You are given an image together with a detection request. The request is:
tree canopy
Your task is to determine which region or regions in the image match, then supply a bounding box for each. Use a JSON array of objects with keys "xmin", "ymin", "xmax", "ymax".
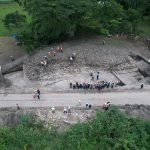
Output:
[
  {"xmin": 4, "ymin": 0, "xmax": 150, "ymax": 51},
  {"xmin": 3, "ymin": 11, "xmax": 26, "ymax": 31}
]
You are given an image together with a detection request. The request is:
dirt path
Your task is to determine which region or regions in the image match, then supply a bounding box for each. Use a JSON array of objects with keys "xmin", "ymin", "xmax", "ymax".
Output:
[{"xmin": 0, "ymin": 90, "xmax": 150, "ymax": 107}]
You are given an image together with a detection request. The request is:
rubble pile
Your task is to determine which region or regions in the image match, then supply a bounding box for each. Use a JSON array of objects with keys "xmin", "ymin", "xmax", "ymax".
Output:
[{"xmin": 23, "ymin": 46, "xmax": 130, "ymax": 80}]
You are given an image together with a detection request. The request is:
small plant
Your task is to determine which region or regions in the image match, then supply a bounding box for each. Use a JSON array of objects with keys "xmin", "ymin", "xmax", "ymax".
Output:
[{"xmin": 20, "ymin": 114, "xmax": 31, "ymax": 125}]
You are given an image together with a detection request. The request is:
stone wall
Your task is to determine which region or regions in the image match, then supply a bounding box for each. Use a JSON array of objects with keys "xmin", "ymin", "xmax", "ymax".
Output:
[{"xmin": 1, "ymin": 56, "xmax": 27, "ymax": 75}]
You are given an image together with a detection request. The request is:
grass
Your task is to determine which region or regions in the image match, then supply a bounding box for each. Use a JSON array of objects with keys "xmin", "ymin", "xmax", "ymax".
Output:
[
  {"xmin": 138, "ymin": 16, "xmax": 150, "ymax": 37},
  {"xmin": 0, "ymin": 2, "xmax": 30, "ymax": 36}
]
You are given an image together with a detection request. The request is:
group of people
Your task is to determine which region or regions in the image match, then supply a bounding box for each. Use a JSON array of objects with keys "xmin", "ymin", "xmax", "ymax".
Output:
[
  {"xmin": 90, "ymin": 72, "xmax": 100, "ymax": 80},
  {"xmin": 50, "ymin": 101, "xmax": 110, "ymax": 115},
  {"xmin": 40, "ymin": 45, "xmax": 63, "ymax": 66},
  {"xmin": 70, "ymin": 81, "xmax": 117, "ymax": 91},
  {"xmin": 33, "ymin": 89, "xmax": 41, "ymax": 99},
  {"xmin": 51, "ymin": 106, "xmax": 71, "ymax": 115}
]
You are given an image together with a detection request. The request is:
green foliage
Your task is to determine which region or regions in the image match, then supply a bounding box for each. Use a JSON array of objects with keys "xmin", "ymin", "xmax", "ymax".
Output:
[
  {"xmin": 0, "ymin": 107, "xmax": 150, "ymax": 150},
  {"xmin": 20, "ymin": 114, "xmax": 31, "ymax": 125},
  {"xmin": 100, "ymin": 28, "xmax": 109, "ymax": 35},
  {"xmin": 1, "ymin": 0, "xmax": 150, "ymax": 50},
  {"xmin": 3, "ymin": 11, "xmax": 26, "ymax": 30},
  {"xmin": 0, "ymin": 2, "xmax": 30, "ymax": 36},
  {"xmin": 56, "ymin": 107, "xmax": 150, "ymax": 150}
]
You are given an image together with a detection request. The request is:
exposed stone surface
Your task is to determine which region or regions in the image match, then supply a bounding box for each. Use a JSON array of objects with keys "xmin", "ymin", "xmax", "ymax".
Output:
[{"xmin": 0, "ymin": 105, "xmax": 150, "ymax": 131}]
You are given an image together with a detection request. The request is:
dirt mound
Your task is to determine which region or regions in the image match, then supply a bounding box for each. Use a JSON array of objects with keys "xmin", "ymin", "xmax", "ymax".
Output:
[{"xmin": 24, "ymin": 36, "xmax": 149, "ymax": 80}]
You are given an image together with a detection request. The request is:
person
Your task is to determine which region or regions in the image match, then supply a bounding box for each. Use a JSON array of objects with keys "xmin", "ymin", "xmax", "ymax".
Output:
[
  {"xmin": 52, "ymin": 106, "xmax": 55, "ymax": 113},
  {"xmin": 41, "ymin": 60, "xmax": 47, "ymax": 66},
  {"xmin": 103, "ymin": 102, "xmax": 111, "ymax": 111},
  {"xmin": 86, "ymin": 103, "xmax": 88, "ymax": 109},
  {"xmin": 140, "ymin": 84, "xmax": 144, "ymax": 89},
  {"xmin": 53, "ymin": 51, "xmax": 56, "ymax": 57},
  {"xmin": 92, "ymin": 75, "xmax": 94, "ymax": 81},
  {"xmin": 37, "ymin": 89, "xmax": 40, "ymax": 95},
  {"xmin": 90, "ymin": 71, "xmax": 93, "ymax": 77},
  {"xmin": 97, "ymin": 74, "xmax": 99, "ymax": 80},
  {"xmin": 72, "ymin": 52, "xmax": 76, "ymax": 60},
  {"xmin": 16, "ymin": 104, "xmax": 20, "ymax": 110},
  {"xmin": 89, "ymin": 104, "xmax": 92, "ymax": 109},
  {"xmin": 48, "ymin": 51, "xmax": 51, "ymax": 56},
  {"xmin": 11, "ymin": 56, "xmax": 15, "ymax": 62},
  {"xmin": 68, "ymin": 106, "xmax": 71, "ymax": 115},
  {"xmin": 63, "ymin": 107, "xmax": 67, "ymax": 114},
  {"xmin": 70, "ymin": 82, "xmax": 72, "ymax": 88},
  {"xmin": 78, "ymin": 100, "xmax": 81, "ymax": 105},
  {"xmin": 69, "ymin": 56, "xmax": 73, "ymax": 61},
  {"xmin": 37, "ymin": 93, "xmax": 40, "ymax": 100},
  {"xmin": 102, "ymin": 40, "xmax": 106, "ymax": 45},
  {"xmin": 44, "ymin": 56, "xmax": 48, "ymax": 60},
  {"xmin": 33, "ymin": 91, "xmax": 37, "ymax": 99},
  {"xmin": 60, "ymin": 45, "xmax": 63, "ymax": 53},
  {"xmin": 111, "ymin": 83, "xmax": 114, "ymax": 88}
]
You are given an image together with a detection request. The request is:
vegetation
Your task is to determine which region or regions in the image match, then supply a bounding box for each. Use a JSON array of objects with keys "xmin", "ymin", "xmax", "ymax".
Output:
[
  {"xmin": 0, "ymin": 1, "xmax": 30, "ymax": 36},
  {"xmin": 0, "ymin": 107, "xmax": 150, "ymax": 150},
  {"xmin": 0, "ymin": 0, "xmax": 149, "ymax": 52},
  {"xmin": 3, "ymin": 11, "xmax": 26, "ymax": 30},
  {"xmin": 138, "ymin": 16, "xmax": 150, "ymax": 37}
]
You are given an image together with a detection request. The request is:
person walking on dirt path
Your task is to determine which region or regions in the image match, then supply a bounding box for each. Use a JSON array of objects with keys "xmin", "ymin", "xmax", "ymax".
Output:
[
  {"xmin": 78, "ymin": 100, "xmax": 81, "ymax": 106},
  {"xmin": 63, "ymin": 107, "xmax": 67, "ymax": 114},
  {"xmin": 53, "ymin": 51, "xmax": 56, "ymax": 57},
  {"xmin": 140, "ymin": 84, "xmax": 144, "ymax": 89},
  {"xmin": 16, "ymin": 104, "xmax": 20, "ymax": 110},
  {"xmin": 102, "ymin": 40, "xmax": 106, "ymax": 45},
  {"xmin": 97, "ymin": 72, "xmax": 99, "ymax": 80},
  {"xmin": 52, "ymin": 106, "xmax": 55, "ymax": 113},
  {"xmin": 37, "ymin": 89, "xmax": 40, "ymax": 96},
  {"xmin": 86, "ymin": 103, "xmax": 88, "ymax": 109},
  {"xmin": 90, "ymin": 71, "xmax": 93, "ymax": 77},
  {"xmin": 11, "ymin": 56, "xmax": 15, "ymax": 62},
  {"xmin": 60, "ymin": 45, "xmax": 63, "ymax": 53},
  {"xmin": 37, "ymin": 93, "xmax": 40, "ymax": 100},
  {"xmin": 44, "ymin": 56, "xmax": 48, "ymax": 60},
  {"xmin": 33, "ymin": 90, "xmax": 37, "ymax": 99},
  {"xmin": 92, "ymin": 75, "xmax": 94, "ymax": 81},
  {"xmin": 68, "ymin": 106, "xmax": 71, "ymax": 115},
  {"xmin": 89, "ymin": 104, "xmax": 92, "ymax": 109}
]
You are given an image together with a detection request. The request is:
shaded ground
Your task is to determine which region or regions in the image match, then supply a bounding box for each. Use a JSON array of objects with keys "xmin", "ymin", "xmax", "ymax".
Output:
[{"xmin": 0, "ymin": 37, "xmax": 26, "ymax": 65}]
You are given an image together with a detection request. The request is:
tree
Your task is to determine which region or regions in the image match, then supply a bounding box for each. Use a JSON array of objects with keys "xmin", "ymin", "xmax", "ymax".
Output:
[
  {"xmin": 126, "ymin": 8, "xmax": 141, "ymax": 33},
  {"xmin": 15, "ymin": 0, "xmax": 94, "ymax": 49},
  {"xmin": 3, "ymin": 11, "xmax": 26, "ymax": 31}
]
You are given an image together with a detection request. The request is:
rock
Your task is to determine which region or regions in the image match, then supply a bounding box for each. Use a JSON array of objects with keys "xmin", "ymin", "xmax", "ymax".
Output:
[{"xmin": 63, "ymin": 120, "xmax": 78, "ymax": 125}]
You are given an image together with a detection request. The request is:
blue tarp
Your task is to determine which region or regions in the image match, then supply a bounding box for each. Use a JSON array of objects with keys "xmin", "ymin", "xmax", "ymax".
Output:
[{"xmin": 10, "ymin": 34, "xmax": 17, "ymax": 40}]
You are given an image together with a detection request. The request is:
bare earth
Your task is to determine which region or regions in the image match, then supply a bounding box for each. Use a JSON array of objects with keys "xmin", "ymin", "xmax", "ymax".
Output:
[{"xmin": 0, "ymin": 37, "xmax": 26, "ymax": 65}]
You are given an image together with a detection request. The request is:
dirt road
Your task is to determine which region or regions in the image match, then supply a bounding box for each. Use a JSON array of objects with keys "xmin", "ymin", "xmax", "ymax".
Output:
[{"xmin": 0, "ymin": 91, "xmax": 149, "ymax": 107}]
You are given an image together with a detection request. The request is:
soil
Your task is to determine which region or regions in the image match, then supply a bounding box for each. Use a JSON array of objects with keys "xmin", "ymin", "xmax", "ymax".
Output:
[
  {"xmin": 0, "ymin": 105, "xmax": 150, "ymax": 131},
  {"xmin": 0, "ymin": 37, "xmax": 26, "ymax": 65}
]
